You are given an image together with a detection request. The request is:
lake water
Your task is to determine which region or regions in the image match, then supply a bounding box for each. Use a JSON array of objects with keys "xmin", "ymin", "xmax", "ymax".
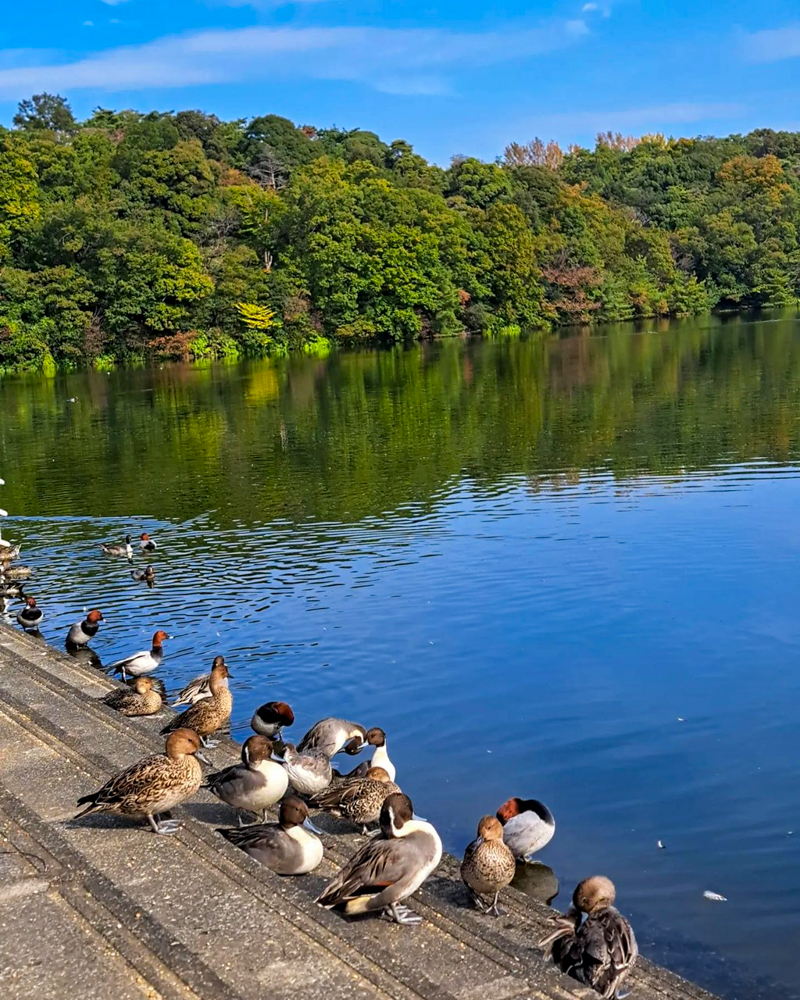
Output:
[{"xmin": 2, "ymin": 312, "xmax": 800, "ymax": 998}]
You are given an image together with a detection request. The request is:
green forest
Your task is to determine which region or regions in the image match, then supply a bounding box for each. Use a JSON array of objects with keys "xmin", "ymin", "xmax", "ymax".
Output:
[{"xmin": 1, "ymin": 93, "xmax": 799, "ymax": 374}]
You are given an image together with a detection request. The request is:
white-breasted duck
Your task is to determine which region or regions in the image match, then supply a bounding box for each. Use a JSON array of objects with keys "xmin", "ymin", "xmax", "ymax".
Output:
[
  {"xmin": 130, "ymin": 565, "xmax": 155, "ymax": 583},
  {"xmin": 161, "ymin": 656, "xmax": 232, "ymax": 748},
  {"xmin": 251, "ymin": 701, "xmax": 295, "ymax": 738},
  {"xmin": 102, "ymin": 676, "xmax": 163, "ymax": 717},
  {"xmin": 280, "ymin": 742, "xmax": 332, "ymax": 797},
  {"xmin": 107, "ymin": 630, "xmax": 171, "ymax": 681},
  {"xmin": 205, "ymin": 735, "xmax": 288, "ymax": 823},
  {"xmin": 361, "ymin": 727, "xmax": 395, "ymax": 781},
  {"xmin": 317, "ymin": 792, "xmax": 442, "ymax": 925},
  {"xmin": 66, "ymin": 609, "xmax": 104, "ymax": 648},
  {"xmin": 139, "ymin": 532, "xmax": 157, "ymax": 552},
  {"xmin": 75, "ymin": 728, "xmax": 209, "ymax": 834},
  {"xmin": 297, "ymin": 717, "xmax": 367, "ymax": 758},
  {"xmin": 540, "ymin": 875, "xmax": 638, "ymax": 999},
  {"xmin": 101, "ymin": 535, "xmax": 133, "ymax": 559},
  {"xmin": 16, "ymin": 597, "xmax": 43, "ymax": 631},
  {"xmin": 310, "ymin": 766, "xmax": 400, "ymax": 835},
  {"xmin": 461, "ymin": 815, "xmax": 516, "ymax": 917},
  {"xmin": 218, "ymin": 795, "xmax": 323, "ymax": 875},
  {"xmin": 496, "ymin": 797, "xmax": 555, "ymax": 862}
]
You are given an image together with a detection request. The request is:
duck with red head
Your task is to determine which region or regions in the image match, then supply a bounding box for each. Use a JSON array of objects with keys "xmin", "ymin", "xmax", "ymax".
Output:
[
  {"xmin": 17, "ymin": 596, "xmax": 43, "ymax": 631},
  {"xmin": 205, "ymin": 734, "xmax": 288, "ymax": 823},
  {"xmin": 106, "ymin": 630, "xmax": 171, "ymax": 682},
  {"xmin": 540, "ymin": 875, "xmax": 638, "ymax": 999},
  {"xmin": 75, "ymin": 727, "xmax": 209, "ymax": 834},
  {"xmin": 162, "ymin": 656, "xmax": 232, "ymax": 748},
  {"xmin": 218, "ymin": 795, "xmax": 323, "ymax": 875},
  {"xmin": 496, "ymin": 797, "xmax": 555, "ymax": 862},
  {"xmin": 316, "ymin": 792, "xmax": 442, "ymax": 925},
  {"xmin": 251, "ymin": 701, "xmax": 295, "ymax": 739},
  {"xmin": 139, "ymin": 532, "xmax": 157, "ymax": 552},
  {"xmin": 66, "ymin": 608, "xmax": 104, "ymax": 648}
]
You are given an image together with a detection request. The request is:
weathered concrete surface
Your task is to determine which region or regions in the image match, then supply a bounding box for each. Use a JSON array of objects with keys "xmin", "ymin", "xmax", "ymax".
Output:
[{"xmin": 0, "ymin": 623, "xmax": 717, "ymax": 1000}]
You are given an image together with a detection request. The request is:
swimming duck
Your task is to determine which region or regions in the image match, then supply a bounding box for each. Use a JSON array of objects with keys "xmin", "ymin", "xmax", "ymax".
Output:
[
  {"xmin": 461, "ymin": 815, "xmax": 516, "ymax": 917},
  {"xmin": 161, "ymin": 655, "xmax": 232, "ymax": 748},
  {"xmin": 316, "ymin": 792, "xmax": 442, "ymax": 925},
  {"xmin": 66, "ymin": 609, "xmax": 104, "ymax": 648},
  {"xmin": 540, "ymin": 876, "xmax": 638, "ymax": 999},
  {"xmin": 139, "ymin": 532, "xmax": 157, "ymax": 552},
  {"xmin": 218, "ymin": 795, "xmax": 324, "ymax": 875},
  {"xmin": 310, "ymin": 766, "xmax": 400, "ymax": 835},
  {"xmin": 101, "ymin": 534, "xmax": 133, "ymax": 559},
  {"xmin": 496, "ymin": 797, "xmax": 555, "ymax": 862},
  {"xmin": 0, "ymin": 544, "xmax": 21, "ymax": 562},
  {"xmin": 1, "ymin": 576, "xmax": 27, "ymax": 600},
  {"xmin": 280, "ymin": 742, "xmax": 332, "ymax": 797},
  {"xmin": 297, "ymin": 717, "xmax": 367, "ymax": 758},
  {"xmin": 130, "ymin": 565, "xmax": 155, "ymax": 583},
  {"xmin": 102, "ymin": 676, "xmax": 163, "ymax": 717},
  {"xmin": 107, "ymin": 630, "xmax": 171, "ymax": 681},
  {"xmin": 16, "ymin": 597, "xmax": 43, "ymax": 631},
  {"xmin": 251, "ymin": 701, "xmax": 295, "ymax": 738},
  {"xmin": 75, "ymin": 728, "xmax": 209, "ymax": 834},
  {"xmin": 2, "ymin": 564, "xmax": 31, "ymax": 580},
  {"xmin": 205, "ymin": 735, "xmax": 288, "ymax": 823}
]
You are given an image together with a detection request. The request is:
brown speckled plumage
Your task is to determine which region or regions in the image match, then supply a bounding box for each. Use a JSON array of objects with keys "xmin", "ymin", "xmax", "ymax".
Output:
[
  {"xmin": 75, "ymin": 729, "xmax": 206, "ymax": 833},
  {"xmin": 460, "ymin": 816, "xmax": 516, "ymax": 917},
  {"xmin": 310, "ymin": 767, "xmax": 399, "ymax": 833},
  {"xmin": 541, "ymin": 876, "xmax": 638, "ymax": 999},
  {"xmin": 102, "ymin": 677, "xmax": 163, "ymax": 717},
  {"xmin": 162, "ymin": 656, "xmax": 232, "ymax": 739}
]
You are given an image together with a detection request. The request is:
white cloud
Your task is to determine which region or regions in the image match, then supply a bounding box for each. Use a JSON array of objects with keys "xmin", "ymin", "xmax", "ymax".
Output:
[
  {"xmin": 743, "ymin": 24, "xmax": 800, "ymax": 63},
  {"xmin": 0, "ymin": 21, "xmax": 591, "ymax": 98},
  {"xmin": 100, "ymin": 0, "xmax": 131, "ymax": 5},
  {"xmin": 83, "ymin": 20, "xmax": 94, "ymax": 26}
]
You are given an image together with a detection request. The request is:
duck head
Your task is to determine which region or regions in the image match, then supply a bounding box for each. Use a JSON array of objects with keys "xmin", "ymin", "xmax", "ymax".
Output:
[
  {"xmin": 242, "ymin": 734, "xmax": 276, "ymax": 767},
  {"xmin": 280, "ymin": 795, "xmax": 310, "ymax": 829},
  {"xmin": 476, "ymin": 815, "xmax": 504, "ymax": 842},
  {"xmin": 573, "ymin": 876, "xmax": 616, "ymax": 914},
  {"xmin": 365, "ymin": 727, "xmax": 387, "ymax": 748},
  {"xmin": 365, "ymin": 766, "xmax": 391, "ymax": 783},
  {"xmin": 133, "ymin": 676, "xmax": 155, "ymax": 695},
  {"xmin": 152, "ymin": 629, "xmax": 172, "ymax": 647},
  {"xmin": 86, "ymin": 609, "xmax": 104, "ymax": 624},
  {"xmin": 380, "ymin": 792, "xmax": 414, "ymax": 838},
  {"xmin": 165, "ymin": 727, "xmax": 210, "ymax": 763}
]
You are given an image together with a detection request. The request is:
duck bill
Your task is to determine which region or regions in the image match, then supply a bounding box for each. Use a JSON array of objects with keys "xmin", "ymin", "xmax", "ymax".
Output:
[
  {"xmin": 196, "ymin": 750, "xmax": 212, "ymax": 765},
  {"xmin": 412, "ymin": 812, "xmax": 428, "ymax": 822},
  {"xmin": 303, "ymin": 817, "xmax": 324, "ymax": 835}
]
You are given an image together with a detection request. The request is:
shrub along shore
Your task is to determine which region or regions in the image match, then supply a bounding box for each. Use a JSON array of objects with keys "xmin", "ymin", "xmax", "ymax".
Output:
[{"xmin": 1, "ymin": 94, "xmax": 799, "ymax": 374}]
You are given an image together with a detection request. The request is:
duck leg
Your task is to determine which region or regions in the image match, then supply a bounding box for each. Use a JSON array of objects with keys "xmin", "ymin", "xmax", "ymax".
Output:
[
  {"xmin": 148, "ymin": 813, "xmax": 180, "ymax": 834},
  {"xmin": 386, "ymin": 903, "xmax": 422, "ymax": 925},
  {"xmin": 487, "ymin": 891, "xmax": 505, "ymax": 918},
  {"xmin": 200, "ymin": 736, "xmax": 220, "ymax": 749},
  {"xmin": 468, "ymin": 888, "xmax": 488, "ymax": 912}
]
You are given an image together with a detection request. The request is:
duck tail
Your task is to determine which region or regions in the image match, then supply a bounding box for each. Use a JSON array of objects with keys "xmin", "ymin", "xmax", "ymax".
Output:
[
  {"xmin": 75, "ymin": 793, "xmax": 101, "ymax": 818},
  {"xmin": 343, "ymin": 896, "xmax": 373, "ymax": 915}
]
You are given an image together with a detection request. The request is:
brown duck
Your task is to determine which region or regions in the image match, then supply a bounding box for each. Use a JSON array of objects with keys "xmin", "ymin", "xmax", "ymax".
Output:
[
  {"xmin": 161, "ymin": 656, "xmax": 232, "ymax": 747},
  {"xmin": 102, "ymin": 676, "xmax": 163, "ymax": 717},
  {"xmin": 540, "ymin": 875, "xmax": 638, "ymax": 999},
  {"xmin": 310, "ymin": 766, "xmax": 399, "ymax": 834},
  {"xmin": 75, "ymin": 728, "xmax": 209, "ymax": 834},
  {"xmin": 460, "ymin": 815, "xmax": 516, "ymax": 917}
]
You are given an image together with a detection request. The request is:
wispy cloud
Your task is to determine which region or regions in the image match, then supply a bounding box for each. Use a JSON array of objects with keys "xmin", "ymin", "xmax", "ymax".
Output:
[
  {"xmin": 100, "ymin": 0, "xmax": 131, "ymax": 6},
  {"xmin": 0, "ymin": 21, "xmax": 590, "ymax": 98},
  {"xmin": 743, "ymin": 23, "xmax": 800, "ymax": 63}
]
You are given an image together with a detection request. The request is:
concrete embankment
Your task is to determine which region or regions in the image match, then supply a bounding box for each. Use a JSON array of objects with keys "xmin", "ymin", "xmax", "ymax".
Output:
[{"xmin": 0, "ymin": 623, "xmax": 716, "ymax": 1000}]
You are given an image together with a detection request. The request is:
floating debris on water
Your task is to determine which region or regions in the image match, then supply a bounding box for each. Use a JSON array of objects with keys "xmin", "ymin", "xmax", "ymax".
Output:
[
  {"xmin": 703, "ymin": 891, "xmax": 728, "ymax": 902},
  {"xmin": 657, "ymin": 840, "xmax": 665, "ymax": 849}
]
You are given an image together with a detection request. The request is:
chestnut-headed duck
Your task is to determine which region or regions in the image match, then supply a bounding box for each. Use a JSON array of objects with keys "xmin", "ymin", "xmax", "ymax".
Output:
[
  {"xmin": 107, "ymin": 630, "xmax": 171, "ymax": 681},
  {"xmin": 16, "ymin": 597, "xmax": 43, "ymax": 631},
  {"xmin": 496, "ymin": 797, "xmax": 555, "ymax": 861},
  {"xmin": 139, "ymin": 532, "xmax": 157, "ymax": 552},
  {"xmin": 251, "ymin": 701, "xmax": 295, "ymax": 738},
  {"xmin": 66, "ymin": 609, "xmax": 104, "ymax": 648}
]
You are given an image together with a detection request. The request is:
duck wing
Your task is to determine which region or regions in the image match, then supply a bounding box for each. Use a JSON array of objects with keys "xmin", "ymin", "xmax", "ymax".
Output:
[
  {"xmin": 317, "ymin": 835, "xmax": 410, "ymax": 907},
  {"xmin": 76, "ymin": 753, "xmax": 166, "ymax": 814},
  {"xmin": 172, "ymin": 674, "xmax": 211, "ymax": 706},
  {"xmin": 310, "ymin": 777, "xmax": 369, "ymax": 809},
  {"xmin": 106, "ymin": 649, "xmax": 149, "ymax": 674}
]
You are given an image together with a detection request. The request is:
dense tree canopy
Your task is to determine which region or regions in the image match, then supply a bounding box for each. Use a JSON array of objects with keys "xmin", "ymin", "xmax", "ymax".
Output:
[{"xmin": 0, "ymin": 94, "xmax": 798, "ymax": 373}]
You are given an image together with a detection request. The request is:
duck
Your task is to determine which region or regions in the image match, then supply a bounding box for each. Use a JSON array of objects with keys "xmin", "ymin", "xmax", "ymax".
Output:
[
  {"xmin": 172, "ymin": 671, "xmax": 213, "ymax": 707},
  {"xmin": 1, "ymin": 576, "xmax": 27, "ymax": 600},
  {"xmin": 251, "ymin": 701, "xmax": 295, "ymax": 738},
  {"xmin": 1, "ymin": 564, "xmax": 32, "ymax": 580},
  {"xmin": 0, "ymin": 544, "xmax": 21, "ymax": 562},
  {"xmin": 217, "ymin": 795, "xmax": 324, "ymax": 875},
  {"xmin": 75, "ymin": 728, "xmax": 209, "ymax": 835},
  {"xmin": 496, "ymin": 797, "xmax": 555, "ymax": 861},
  {"xmin": 297, "ymin": 717, "xmax": 367, "ymax": 758},
  {"xmin": 540, "ymin": 876, "xmax": 638, "ymax": 999},
  {"xmin": 461, "ymin": 815, "xmax": 516, "ymax": 917},
  {"xmin": 205, "ymin": 735, "xmax": 288, "ymax": 823},
  {"xmin": 280, "ymin": 742, "xmax": 332, "ymax": 797},
  {"xmin": 316, "ymin": 792, "xmax": 442, "ymax": 925},
  {"xmin": 16, "ymin": 597, "xmax": 43, "ymax": 631},
  {"xmin": 107, "ymin": 630, "xmax": 171, "ymax": 681},
  {"xmin": 161, "ymin": 655, "xmax": 232, "ymax": 748},
  {"xmin": 310, "ymin": 766, "xmax": 400, "ymax": 835},
  {"xmin": 130, "ymin": 565, "xmax": 155, "ymax": 583},
  {"xmin": 102, "ymin": 676, "xmax": 163, "ymax": 717},
  {"xmin": 101, "ymin": 534, "xmax": 133, "ymax": 559},
  {"xmin": 66, "ymin": 608, "xmax": 104, "ymax": 648},
  {"xmin": 139, "ymin": 532, "xmax": 157, "ymax": 552},
  {"xmin": 360, "ymin": 727, "xmax": 395, "ymax": 781}
]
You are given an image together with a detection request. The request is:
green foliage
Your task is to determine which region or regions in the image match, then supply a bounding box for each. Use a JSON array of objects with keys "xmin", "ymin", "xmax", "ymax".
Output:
[{"xmin": 1, "ymin": 95, "xmax": 797, "ymax": 374}]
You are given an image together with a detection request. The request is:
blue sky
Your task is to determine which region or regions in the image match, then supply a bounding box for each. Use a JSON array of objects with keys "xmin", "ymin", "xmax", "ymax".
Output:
[{"xmin": 1, "ymin": 0, "xmax": 800, "ymax": 163}]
